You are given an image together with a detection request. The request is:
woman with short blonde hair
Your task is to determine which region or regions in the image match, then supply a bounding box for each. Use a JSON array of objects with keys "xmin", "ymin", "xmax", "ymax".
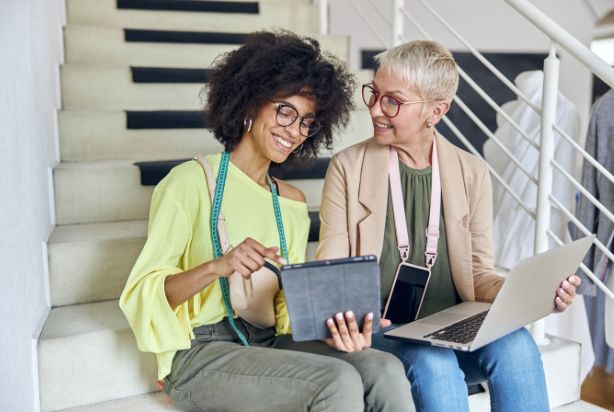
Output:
[{"xmin": 317, "ymin": 39, "xmax": 580, "ymax": 411}]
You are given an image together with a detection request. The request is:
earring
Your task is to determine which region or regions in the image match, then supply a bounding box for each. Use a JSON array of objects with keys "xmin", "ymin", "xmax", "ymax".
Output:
[
  {"xmin": 293, "ymin": 143, "xmax": 304, "ymax": 154},
  {"xmin": 243, "ymin": 117, "xmax": 253, "ymax": 132},
  {"xmin": 426, "ymin": 120, "xmax": 433, "ymax": 129}
]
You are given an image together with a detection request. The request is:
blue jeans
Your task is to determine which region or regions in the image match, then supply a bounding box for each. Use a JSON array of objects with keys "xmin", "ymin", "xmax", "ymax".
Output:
[{"xmin": 372, "ymin": 327, "xmax": 549, "ymax": 412}]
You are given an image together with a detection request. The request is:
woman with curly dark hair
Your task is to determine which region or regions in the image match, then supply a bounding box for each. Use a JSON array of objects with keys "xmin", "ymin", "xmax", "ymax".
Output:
[{"xmin": 120, "ymin": 31, "xmax": 412, "ymax": 412}]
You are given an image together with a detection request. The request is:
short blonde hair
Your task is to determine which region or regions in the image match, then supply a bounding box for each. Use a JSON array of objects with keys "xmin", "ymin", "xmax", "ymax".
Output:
[{"xmin": 375, "ymin": 40, "xmax": 459, "ymax": 102}]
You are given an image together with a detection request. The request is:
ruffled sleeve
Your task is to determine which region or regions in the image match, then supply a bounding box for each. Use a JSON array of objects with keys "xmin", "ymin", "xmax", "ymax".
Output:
[{"xmin": 119, "ymin": 178, "xmax": 196, "ymax": 356}]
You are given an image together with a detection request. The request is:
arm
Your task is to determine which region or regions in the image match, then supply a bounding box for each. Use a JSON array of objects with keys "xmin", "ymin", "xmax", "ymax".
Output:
[{"xmin": 316, "ymin": 155, "xmax": 351, "ymax": 259}]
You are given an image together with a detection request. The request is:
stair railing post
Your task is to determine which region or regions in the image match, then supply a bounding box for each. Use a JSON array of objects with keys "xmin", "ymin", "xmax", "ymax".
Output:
[
  {"xmin": 532, "ymin": 42, "xmax": 559, "ymax": 345},
  {"xmin": 392, "ymin": 0, "xmax": 403, "ymax": 47},
  {"xmin": 318, "ymin": 0, "xmax": 328, "ymax": 35}
]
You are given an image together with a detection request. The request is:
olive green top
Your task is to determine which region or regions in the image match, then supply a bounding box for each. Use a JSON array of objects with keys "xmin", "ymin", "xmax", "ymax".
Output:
[{"xmin": 379, "ymin": 163, "xmax": 460, "ymax": 319}]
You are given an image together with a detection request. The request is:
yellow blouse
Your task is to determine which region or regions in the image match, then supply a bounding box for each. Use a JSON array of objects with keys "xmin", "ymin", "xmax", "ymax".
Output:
[{"xmin": 119, "ymin": 153, "xmax": 310, "ymax": 379}]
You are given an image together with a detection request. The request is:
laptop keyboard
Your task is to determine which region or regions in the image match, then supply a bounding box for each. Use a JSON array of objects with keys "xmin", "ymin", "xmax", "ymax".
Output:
[{"xmin": 423, "ymin": 310, "xmax": 489, "ymax": 344}]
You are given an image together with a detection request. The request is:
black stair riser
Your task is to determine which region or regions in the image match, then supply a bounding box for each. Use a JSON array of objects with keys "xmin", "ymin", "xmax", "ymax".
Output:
[
  {"xmin": 134, "ymin": 159, "xmax": 328, "ymax": 242},
  {"xmin": 134, "ymin": 157, "xmax": 331, "ymax": 185},
  {"xmin": 124, "ymin": 29, "xmax": 248, "ymax": 45},
  {"xmin": 117, "ymin": 0, "xmax": 259, "ymax": 14},
  {"xmin": 308, "ymin": 211, "xmax": 320, "ymax": 243},
  {"xmin": 126, "ymin": 111, "xmax": 207, "ymax": 129},
  {"xmin": 131, "ymin": 67, "xmax": 210, "ymax": 83}
]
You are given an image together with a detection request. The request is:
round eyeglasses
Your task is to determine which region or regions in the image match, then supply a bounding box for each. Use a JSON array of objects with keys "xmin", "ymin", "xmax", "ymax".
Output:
[
  {"xmin": 271, "ymin": 102, "xmax": 321, "ymax": 138},
  {"xmin": 362, "ymin": 83, "xmax": 436, "ymax": 118}
]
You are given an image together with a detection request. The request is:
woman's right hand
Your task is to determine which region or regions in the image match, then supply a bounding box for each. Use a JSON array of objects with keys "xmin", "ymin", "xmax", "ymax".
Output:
[
  {"xmin": 324, "ymin": 311, "xmax": 374, "ymax": 352},
  {"xmin": 212, "ymin": 237, "xmax": 285, "ymax": 278}
]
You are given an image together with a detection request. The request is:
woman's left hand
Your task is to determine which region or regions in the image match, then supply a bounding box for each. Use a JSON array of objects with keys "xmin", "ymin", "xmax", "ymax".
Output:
[
  {"xmin": 554, "ymin": 274, "xmax": 581, "ymax": 313},
  {"xmin": 324, "ymin": 311, "xmax": 373, "ymax": 352}
]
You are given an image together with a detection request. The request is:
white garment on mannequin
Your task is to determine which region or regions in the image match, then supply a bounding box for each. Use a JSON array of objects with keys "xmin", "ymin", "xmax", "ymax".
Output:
[{"xmin": 484, "ymin": 70, "xmax": 580, "ymax": 270}]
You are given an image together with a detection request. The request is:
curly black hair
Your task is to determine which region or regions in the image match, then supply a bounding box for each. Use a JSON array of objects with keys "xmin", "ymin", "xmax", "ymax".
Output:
[{"xmin": 204, "ymin": 30, "xmax": 356, "ymax": 159}]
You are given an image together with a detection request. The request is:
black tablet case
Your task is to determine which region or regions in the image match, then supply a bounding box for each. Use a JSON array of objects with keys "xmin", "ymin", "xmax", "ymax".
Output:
[{"xmin": 280, "ymin": 256, "xmax": 381, "ymax": 342}]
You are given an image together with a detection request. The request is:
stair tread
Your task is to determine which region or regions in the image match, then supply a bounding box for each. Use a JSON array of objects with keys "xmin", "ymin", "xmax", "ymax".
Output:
[
  {"xmin": 64, "ymin": 25, "xmax": 349, "ymax": 68},
  {"xmin": 57, "ymin": 392, "xmax": 183, "ymax": 411},
  {"xmin": 552, "ymin": 400, "xmax": 611, "ymax": 411},
  {"xmin": 40, "ymin": 300, "xmax": 127, "ymax": 340},
  {"xmin": 68, "ymin": 0, "xmax": 314, "ymax": 34},
  {"xmin": 50, "ymin": 220, "xmax": 147, "ymax": 243}
]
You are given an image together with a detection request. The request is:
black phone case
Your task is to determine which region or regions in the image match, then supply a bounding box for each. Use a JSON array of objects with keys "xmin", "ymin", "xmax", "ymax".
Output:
[{"xmin": 383, "ymin": 262, "xmax": 431, "ymax": 324}]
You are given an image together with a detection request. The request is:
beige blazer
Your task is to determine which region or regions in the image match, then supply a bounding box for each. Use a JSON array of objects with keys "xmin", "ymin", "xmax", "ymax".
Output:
[{"xmin": 315, "ymin": 133, "xmax": 504, "ymax": 302}]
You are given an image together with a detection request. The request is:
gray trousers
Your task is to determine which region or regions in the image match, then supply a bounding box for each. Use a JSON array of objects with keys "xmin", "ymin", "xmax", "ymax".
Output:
[{"xmin": 164, "ymin": 318, "xmax": 414, "ymax": 412}]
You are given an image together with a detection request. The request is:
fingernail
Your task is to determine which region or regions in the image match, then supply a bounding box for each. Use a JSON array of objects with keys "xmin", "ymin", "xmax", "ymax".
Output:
[
  {"xmin": 278, "ymin": 257, "xmax": 287, "ymax": 265},
  {"xmin": 346, "ymin": 311, "xmax": 354, "ymax": 319},
  {"xmin": 563, "ymin": 281, "xmax": 569, "ymax": 288},
  {"xmin": 327, "ymin": 318, "xmax": 334, "ymax": 325},
  {"xmin": 367, "ymin": 312, "xmax": 374, "ymax": 320},
  {"xmin": 336, "ymin": 313, "xmax": 343, "ymax": 320}
]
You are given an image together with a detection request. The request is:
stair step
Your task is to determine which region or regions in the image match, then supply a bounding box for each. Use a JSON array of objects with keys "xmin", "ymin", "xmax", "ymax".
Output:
[
  {"xmin": 48, "ymin": 220, "xmax": 147, "ymax": 307},
  {"xmin": 552, "ymin": 400, "xmax": 611, "ymax": 411},
  {"xmin": 53, "ymin": 159, "xmax": 327, "ymax": 224},
  {"xmin": 58, "ymin": 392, "xmax": 180, "ymax": 412},
  {"xmin": 58, "ymin": 111, "xmax": 221, "ymax": 162},
  {"xmin": 67, "ymin": 0, "xmax": 315, "ymax": 33},
  {"xmin": 58, "ymin": 392, "xmax": 609, "ymax": 412},
  {"xmin": 117, "ymin": 0, "xmax": 259, "ymax": 14},
  {"xmin": 39, "ymin": 301, "xmax": 587, "ymax": 412},
  {"xmin": 38, "ymin": 300, "xmax": 159, "ymax": 412},
  {"xmin": 61, "ymin": 65, "xmax": 371, "ymax": 111},
  {"xmin": 48, "ymin": 216, "xmax": 319, "ymax": 307},
  {"xmin": 59, "ymin": 108, "xmax": 372, "ymax": 162},
  {"xmin": 64, "ymin": 25, "xmax": 349, "ymax": 67}
]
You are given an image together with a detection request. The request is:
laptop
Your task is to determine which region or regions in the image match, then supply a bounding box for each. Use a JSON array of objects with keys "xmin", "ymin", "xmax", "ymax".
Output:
[
  {"xmin": 384, "ymin": 235, "xmax": 594, "ymax": 351},
  {"xmin": 280, "ymin": 255, "xmax": 381, "ymax": 342}
]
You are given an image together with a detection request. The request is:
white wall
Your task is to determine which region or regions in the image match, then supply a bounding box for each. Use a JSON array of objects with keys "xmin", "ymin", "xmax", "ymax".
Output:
[
  {"xmin": 330, "ymin": 0, "xmax": 604, "ymax": 130},
  {"xmin": 0, "ymin": 1, "xmax": 64, "ymax": 410}
]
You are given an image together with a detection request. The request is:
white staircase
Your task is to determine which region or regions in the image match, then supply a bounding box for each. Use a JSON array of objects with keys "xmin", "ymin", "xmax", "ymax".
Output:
[{"xmin": 38, "ymin": 1, "xmax": 604, "ymax": 411}]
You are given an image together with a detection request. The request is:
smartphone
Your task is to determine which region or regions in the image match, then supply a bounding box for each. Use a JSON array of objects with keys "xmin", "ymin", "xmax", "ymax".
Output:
[{"xmin": 382, "ymin": 261, "xmax": 431, "ymax": 324}]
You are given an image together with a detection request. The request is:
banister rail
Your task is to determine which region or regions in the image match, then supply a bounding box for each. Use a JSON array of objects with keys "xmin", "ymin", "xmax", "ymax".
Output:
[{"xmin": 504, "ymin": 0, "xmax": 614, "ymax": 89}]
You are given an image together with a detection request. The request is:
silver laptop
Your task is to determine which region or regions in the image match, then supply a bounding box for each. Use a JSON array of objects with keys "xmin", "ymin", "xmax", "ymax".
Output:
[{"xmin": 384, "ymin": 235, "xmax": 594, "ymax": 351}]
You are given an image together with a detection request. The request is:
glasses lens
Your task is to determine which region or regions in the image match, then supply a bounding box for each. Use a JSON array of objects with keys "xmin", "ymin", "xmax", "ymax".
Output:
[
  {"xmin": 362, "ymin": 85, "xmax": 377, "ymax": 108},
  {"xmin": 275, "ymin": 104, "xmax": 298, "ymax": 127},
  {"xmin": 380, "ymin": 95, "xmax": 400, "ymax": 118},
  {"xmin": 301, "ymin": 117, "xmax": 321, "ymax": 137}
]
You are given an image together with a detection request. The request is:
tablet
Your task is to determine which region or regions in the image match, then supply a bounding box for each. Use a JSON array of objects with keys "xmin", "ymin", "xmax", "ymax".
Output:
[{"xmin": 280, "ymin": 255, "xmax": 381, "ymax": 342}]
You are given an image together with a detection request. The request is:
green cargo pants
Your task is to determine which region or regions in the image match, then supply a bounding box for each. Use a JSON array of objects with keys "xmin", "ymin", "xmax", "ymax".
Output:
[{"xmin": 164, "ymin": 318, "xmax": 414, "ymax": 412}]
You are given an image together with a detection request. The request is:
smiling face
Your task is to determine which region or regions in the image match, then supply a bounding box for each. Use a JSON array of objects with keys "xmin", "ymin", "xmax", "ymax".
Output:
[
  {"xmin": 245, "ymin": 93, "xmax": 316, "ymax": 164},
  {"xmin": 368, "ymin": 68, "xmax": 449, "ymax": 149}
]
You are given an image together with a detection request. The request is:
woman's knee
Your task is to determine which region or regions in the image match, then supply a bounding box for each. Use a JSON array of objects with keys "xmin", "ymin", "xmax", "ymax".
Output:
[
  {"xmin": 400, "ymin": 345, "xmax": 465, "ymax": 384},
  {"xmin": 313, "ymin": 358, "xmax": 364, "ymax": 411},
  {"xmin": 482, "ymin": 328, "xmax": 542, "ymax": 364}
]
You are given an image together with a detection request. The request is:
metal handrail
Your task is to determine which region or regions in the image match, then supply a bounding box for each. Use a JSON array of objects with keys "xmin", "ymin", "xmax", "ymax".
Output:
[
  {"xmin": 553, "ymin": 124, "xmax": 614, "ymax": 186},
  {"xmin": 414, "ymin": 0, "xmax": 541, "ymax": 114},
  {"xmin": 553, "ymin": 160, "xmax": 614, "ymax": 227},
  {"xmin": 443, "ymin": 116, "xmax": 536, "ymax": 218},
  {"xmin": 547, "ymin": 229, "xmax": 614, "ymax": 301},
  {"xmin": 549, "ymin": 195, "xmax": 614, "ymax": 265},
  {"xmin": 453, "ymin": 95, "xmax": 538, "ymax": 184},
  {"xmin": 505, "ymin": 0, "xmax": 614, "ymax": 89},
  {"xmin": 347, "ymin": 0, "xmax": 387, "ymax": 46}
]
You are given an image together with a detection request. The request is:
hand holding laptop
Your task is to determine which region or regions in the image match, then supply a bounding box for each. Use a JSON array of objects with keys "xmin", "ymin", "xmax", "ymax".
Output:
[{"xmin": 554, "ymin": 274, "xmax": 581, "ymax": 312}]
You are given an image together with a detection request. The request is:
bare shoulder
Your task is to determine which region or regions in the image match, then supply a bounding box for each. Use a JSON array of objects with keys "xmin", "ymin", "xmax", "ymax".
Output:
[{"xmin": 273, "ymin": 178, "xmax": 307, "ymax": 203}]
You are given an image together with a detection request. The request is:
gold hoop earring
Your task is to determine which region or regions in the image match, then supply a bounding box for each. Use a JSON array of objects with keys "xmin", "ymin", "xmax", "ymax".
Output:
[
  {"xmin": 243, "ymin": 117, "xmax": 253, "ymax": 132},
  {"xmin": 426, "ymin": 120, "xmax": 433, "ymax": 129}
]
